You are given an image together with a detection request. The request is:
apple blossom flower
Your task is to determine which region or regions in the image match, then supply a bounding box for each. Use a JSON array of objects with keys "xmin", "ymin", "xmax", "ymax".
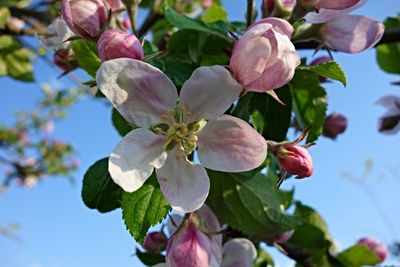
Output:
[
  {"xmin": 376, "ymin": 95, "xmax": 400, "ymax": 134},
  {"xmin": 142, "ymin": 231, "xmax": 168, "ymax": 254},
  {"xmin": 301, "ymin": 0, "xmax": 384, "ymax": 53},
  {"xmin": 358, "ymin": 237, "xmax": 388, "ymax": 262},
  {"xmin": 97, "ymin": 29, "xmax": 144, "ymax": 61},
  {"xmin": 61, "ymin": 0, "xmax": 110, "ymax": 39},
  {"xmin": 167, "ymin": 205, "xmax": 223, "ymax": 267},
  {"xmin": 230, "ymin": 18, "xmax": 300, "ymax": 92},
  {"xmin": 321, "ymin": 15, "xmax": 384, "ymax": 53},
  {"xmin": 96, "ymin": 59, "xmax": 268, "ymax": 212},
  {"xmin": 39, "ymin": 17, "xmax": 74, "ymax": 49},
  {"xmin": 262, "ymin": 0, "xmax": 295, "ymax": 18},
  {"xmin": 203, "ymin": 0, "xmax": 212, "ymax": 8},
  {"xmin": 323, "ymin": 112, "xmax": 347, "ymax": 139},
  {"xmin": 221, "ymin": 238, "xmax": 257, "ymax": 267}
]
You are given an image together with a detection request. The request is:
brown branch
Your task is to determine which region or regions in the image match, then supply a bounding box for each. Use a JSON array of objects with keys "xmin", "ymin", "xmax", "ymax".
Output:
[
  {"xmin": 246, "ymin": 0, "xmax": 254, "ymax": 28},
  {"xmin": 294, "ymin": 27, "xmax": 400, "ymax": 50},
  {"xmin": 138, "ymin": 0, "xmax": 163, "ymax": 38}
]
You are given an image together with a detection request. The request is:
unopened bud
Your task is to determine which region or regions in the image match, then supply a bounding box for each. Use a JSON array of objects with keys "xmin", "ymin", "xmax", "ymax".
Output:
[
  {"xmin": 357, "ymin": 237, "xmax": 388, "ymax": 263},
  {"xmin": 61, "ymin": 0, "xmax": 110, "ymax": 39},
  {"xmin": 323, "ymin": 112, "xmax": 347, "ymax": 139},
  {"xmin": 277, "ymin": 145, "xmax": 313, "ymax": 178},
  {"xmin": 53, "ymin": 49, "xmax": 75, "ymax": 72},
  {"xmin": 262, "ymin": 0, "xmax": 295, "ymax": 18},
  {"xmin": 142, "ymin": 231, "xmax": 168, "ymax": 254},
  {"xmin": 97, "ymin": 29, "xmax": 144, "ymax": 61},
  {"xmin": 265, "ymin": 230, "xmax": 294, "ymax": 244}
]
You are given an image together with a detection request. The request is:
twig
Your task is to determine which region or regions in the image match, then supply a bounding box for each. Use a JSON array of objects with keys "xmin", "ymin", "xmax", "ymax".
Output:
[
  {"xmin": 246, "ymin": 0, "xmax": 254, "ymax": 28},
  {"xmin": 138, "ymin": 0, "xmax": 162, "ymax": 38}
]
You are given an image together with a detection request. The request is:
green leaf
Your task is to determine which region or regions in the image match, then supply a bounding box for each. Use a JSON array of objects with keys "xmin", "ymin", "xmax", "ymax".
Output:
[
  {"xmin": 251, "ymin": 110, "xmax": 264, "ymax": 134},
  {"xmin": 0, "ymin": 8, "xmax": 11, "ymax": 29},
  {"xmin": 122, "ymin": 174, "xmax": 171, "ymax": 244},
  {"xmin": 250, "ymin": 86, "xmax": 292, "ymax": 142},
  {"xmin": 254, "ymin": 248, "xmax": 275, "ymax": 267},
  {"xmin": 336, "ymin": 244, "xmax": 381, "ymax": 267},
  {"xmin": 376, "ymin": 17, "xmax": 400, "ymax": 74},
  {"xmin": 299, "ymin": 61, "xmax": 347, "ymax": 86},
  {"xmin": 0, "ymin": 57, "xmax": 6, "ymax": 75},
  {"xmin": 290, "ymin": 70, "xmax": 327, "ymax": 142},
  {"xmin": 136, "ymin": 250, "xmax": 165, "ymax": 266},
  {"xmin": 164, "ymin": 6, "xmax": 227, "ymax": 38},
  {"xmin": 112, "ymin": 108, "xmax": 135, "ymax": 136},
  {"xmin": 82, "ymin": 158, "xmax": 123, "ymax": 213},
  {"xmin": 72, "ymin": 39, "xmax": 101, "ymax": 77},
  {"xmin": 0, "ymin": 36, "xmax": 34, "ymax": 82},
  {"xmin": 149, "ymin": 57, "xmax": 196, "ymax": 88},
  {"xmin": 201, "ymin": 5, "xmax": 228, "ymax": 23},
  {"xmin": 206, "ymin": 170, "xmax": 301, "ymax": 236}
]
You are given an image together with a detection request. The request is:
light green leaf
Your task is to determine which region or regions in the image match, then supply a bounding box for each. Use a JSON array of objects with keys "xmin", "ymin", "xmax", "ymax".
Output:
[
  {"xmin": 337, "ymin": 244, "xmax": 381, "ymax": 267},
  {"xmin": 122, "ymin": 174, "xmax": 171, "ymax": 244},
  {"xmin": 376, "ymin": 16, "xmax": 400, "ymax": 74},
  {"xmin": 0, "ymin": 7, "xmax": 11, "ymax": 29},
  {"xmin": 206, "ymin": 170, "xmax": 301, "ymax": 236},
  {"xmin": 82, "ymin": 158, "xmax": 123, "ymax": 213},
  {"xmin": 254, "ymin": 248, "xmax": 275, "ymax": 267},
  {"xmin": 72, "ymin": 39, "xmax": 101, "ymax": 77},
  {"xmin": 299, "ymin": 61, "xmax": 347, "ymax": 86},
  {"xmin": 201, "ymin": 5, "xmax": 228, "ymax": 23}
]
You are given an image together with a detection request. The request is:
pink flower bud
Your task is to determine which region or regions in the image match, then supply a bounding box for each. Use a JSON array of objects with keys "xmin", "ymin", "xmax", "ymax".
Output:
[
  {"xmin": 322, "ymin": 15, "xmax": 384, "ymax": 53},
  {"xmin": 142, "ymin": 231, "xmax": 168, "ymax": 254},
  {"xmin": 61, "ymin": 0, "xmax": 110, "ymax": 39},
  {"xmin": 265, "ymin": 230, "xmax": 294, "ymax": 243},
  {"xmin": 203, "ymin": 0, "xmax": 212, "ymax": 8},
  {"xmin": 277, "ymin": 145, "xmax": 313, "ymax": 178},
  {"xmin": 262, "ymin": 0, "xmax": 295, "ymax": 18},
  {"xmin": 309, "ymin": 56, "xmax": 332, "ymax": 66},
  {"xmin": 230, "ymin": 18, "xmax": 300, "ymax": 92},
  {"xmin": 323, "ymin": 112, "xmax": 347, "ymax": 139},
  {"xmin": 97, "ymin": 29, "xmax": 144, "ymax": 61},
  {"xmin": 53, "ymin": 49, "xmax": 75, "ymax": 71},
  {"xmin": 357, "ymin": 237, "xmax": 388, "ymax": 262},
  {"xmin": 166, "ymin": 222, "xmax": 212, "ymax": 267},
  {"xmin": 7, "ymin": 17, "xmax": 25, "ymax": 32}
]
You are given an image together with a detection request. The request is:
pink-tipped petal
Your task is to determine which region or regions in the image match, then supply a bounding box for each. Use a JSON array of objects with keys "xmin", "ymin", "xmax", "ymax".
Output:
[
  {"xmin": 376, "ymin": 95, "xmax": 400, "ymax": 108},
  {"xmin": 96, "ymin": 59, "xmax": 178, "ymax": 128},
  {"xmin": 156, "ymin": 148, "xmax": 210, "ymax": 213},
  {"xmin": 197, "ymin": 115, "xmax": 268, "ymax": 172},
  {"xmin": 180, "ymin": 66, "xmax": 242, "ymax": 123},
  {"xmin": 109, "ymin": 128, "xmax": 167, "ymax": 192},
  {"xmin": 317, "ymin": 0, "xmax": 360, "ymax": 10},
  {"xmin": 323, "ymin": 15, "xmax": 384, "ymax": 53},
  {"xmin": 221, "ymin": 238, "xmax": 257, "ymax": 267},
  {"xmin": 249, "ymin": 18, "xmax": 294, "ymax": 37},
  {"xmin": 304, "ymin": 0, "xmax": 367, "ymax": 23}
]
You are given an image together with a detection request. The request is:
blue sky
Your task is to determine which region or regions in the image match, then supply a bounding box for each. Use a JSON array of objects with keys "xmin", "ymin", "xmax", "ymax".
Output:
[{"xmin": 1, "ymin": 1, "xmax": 400, "ymax": 267}]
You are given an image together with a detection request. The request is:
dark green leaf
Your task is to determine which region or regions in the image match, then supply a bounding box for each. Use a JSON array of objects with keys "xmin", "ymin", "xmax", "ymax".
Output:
[
  {"xmin": 206, "ymin": 170, "xmax": 301, "ymax": 236},
  {"xmin": 82, "ymin": 158, "xmax": 123, "ymax": 213},
  {"xmin": 136, "ymin": 250, "xmax": 166, "ymax": 266},
  {"xmin": 299, "ymin": 61, "xmax": 347, "ymax": 86},
  {"xmin": 376, "ymin": 17, "xmax": 400, "ymax": 74},
  {"xmin": 122, "ymin": 174, "xmax": 171, "ymax": 244},
  {"xmin": 336, "ymin": 244, "xmax": 381, "ymax": 267},
  {"xmin": 72, "ymin": 39, "xmax": 101, "ymax": 77},
  {"xmin": 290, "ymin": 70, "xmax": 327, "ymax": 142},
  {"xmin": 112, "ymin": 108, "xmax": 135, "ymax": 136},
  {"xmin": 149, "ymin": 57, "xmax": 196, "ymax": 88}
]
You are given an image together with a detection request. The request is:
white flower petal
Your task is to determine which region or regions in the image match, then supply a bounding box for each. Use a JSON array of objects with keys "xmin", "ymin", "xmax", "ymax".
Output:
[
  {"xmin": 96, "ymin": 58, "xmax": 178, "ymax": 128},
  {"xmin": 221, "ymin": 238, "xmax": 257, "ymax": 267},
  {"xmin": 197, "ymin": 115, "xmax": 268, "ymax": 172},
  {"xmin": 109, "ymin": 128, "xmax": 167, "ymax": 192},
  {"xmin": 180, "ymin": 66, "xmax": 242, "ymax": 123},
  {"xmin": 156, "ymin": 148, "xmax": 210, "ymax": 212}
]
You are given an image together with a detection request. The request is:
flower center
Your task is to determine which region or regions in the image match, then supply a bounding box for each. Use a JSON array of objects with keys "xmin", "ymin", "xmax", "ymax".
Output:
[{"xmin": 152, "ymin": 109, "xmax": 206, "ymax": 155}]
